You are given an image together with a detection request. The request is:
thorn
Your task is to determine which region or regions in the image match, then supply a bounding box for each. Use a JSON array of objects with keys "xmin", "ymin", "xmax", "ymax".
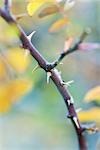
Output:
[
  {"xmin": 82, "ymin": 123, "xmax": 99, "ymax": 134},
  {"xmin": 73, "ymin": 117, "xmax": 80, "ymax": 129},
  {"xmin": 67, "ymin": 93, "xmax": 75, "ymax": 105},
  {"xmin": 27, "ymin": 31, "xmax": 36, "ymax": 42},
  {"xmin": 67, "ymin": 114, "xmax": 72, "ymax": 118},
  {"xmin": 47, "ymin": 72, "xmax": 52, "ymax": 84},
  {"xmin": 59, "ymin": 62, "xmax": 63, "ymax": 65},
  {"xmin": 70, "ymin": 95, "xmax": 74, "ymax": 104},
  {"xmin": 32, "ymin": 65, "xmax": 40, "ymax": 73},
  {"xmin": 76, "ymin": 108, "xmax": 82, "ymax": 113},
  {"xmin": 24, "ymin": 49, "xmax": 30, "ymax": 59},
  {"xmin": 67, "ymin": 96, "xmax": 74, "ymax": 105},
  {"xmin": 15, "ymin": 13, "xmax": 28, "ymax": 20},
  {"xmin": 67, "ymin": 99, "xmax": 71, "ymax": 106},
  {"xmin": 61, "ymin": 80, "xmax": 74, "ymax": 87}
]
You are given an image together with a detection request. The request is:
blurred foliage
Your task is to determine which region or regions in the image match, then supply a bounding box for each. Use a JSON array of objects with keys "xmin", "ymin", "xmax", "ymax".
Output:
[
  {"xmin": 0, "ymin": 78, "xmax": 32, "ymax": 113},
  {"xmin": 78, "ymin": 107, "xmax": 100, "ymax": 127},
  {"xmin": 0, "ymin": 0, "xmax": 100, "ymax": 150},
  {"xmin": 6, "ymin": 47, "xmax": 31, "ymax": 73},
  {"xmin": 84, "ymin": 86, "xmax": 100, "ymax": 103}
]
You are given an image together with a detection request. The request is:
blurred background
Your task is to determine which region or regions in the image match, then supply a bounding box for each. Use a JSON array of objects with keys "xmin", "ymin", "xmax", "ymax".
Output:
[{"xmin": 0, "ymin": 0, "xmax": 100, "ymax": 150}]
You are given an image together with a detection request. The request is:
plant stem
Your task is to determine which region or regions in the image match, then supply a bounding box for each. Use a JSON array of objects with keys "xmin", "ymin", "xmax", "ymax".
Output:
[{"xmin": 0, "ymin": 1, "xmax": 87, "ymax": 149}]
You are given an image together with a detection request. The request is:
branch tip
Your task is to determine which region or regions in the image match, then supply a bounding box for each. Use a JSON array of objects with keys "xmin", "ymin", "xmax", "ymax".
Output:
[
  {"xmin": 80, "ymin": 28, "xmax": 91, "ymax": 42},
  {"xmin": 85, "ymin": 27, "xmax": 92, "ymax": 34}
]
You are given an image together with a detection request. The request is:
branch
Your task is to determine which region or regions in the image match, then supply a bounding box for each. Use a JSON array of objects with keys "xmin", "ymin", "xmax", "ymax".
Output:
[
  {"xmin": 4, "ymin": 0, "xmax": 11, "ymax": 12},
  {"xmin": 0, "ymin": 3, "xmax": 87, "ymax": 150},
  {"xmin": 47, "ymin": 29, "xmax": 91, "ymax": 70}
]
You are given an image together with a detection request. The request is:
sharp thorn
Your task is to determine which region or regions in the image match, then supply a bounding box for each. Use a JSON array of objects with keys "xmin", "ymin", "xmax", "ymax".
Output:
[
  {"xmin": 47, "ymin": 72, "xmax": 52, "ymax": 84},
  {"xmin": 73, "ymin": 117, "xmax": 80, "ymax": 129},
  {"xmin": 76, "ymin": 108, "xmax": 82, "ymax": 113},
  {"xmin": 62, "ymin": 80, "xmax": 74, "ymax": 86},
  {"xmin": 70, "ymin": 95, "xmax": 74, "ymax": 104},
  {"xmin": 67, "ymin": 99, "xmax": 71, "ymax": 106},
  {"xmin": 67, "ymin": 114, "xmax": 72, "ymax": 118},
  {"xmin": 59, "ymin": 62, "xmax": 63, "ymax": 65},
  {"xmin": 27, "ymin": 31, "xmax": 36, "ymax": 42}
]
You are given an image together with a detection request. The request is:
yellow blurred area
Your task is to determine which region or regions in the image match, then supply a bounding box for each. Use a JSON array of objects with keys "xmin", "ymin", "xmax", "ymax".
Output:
[
  {"xmin": 0, "ymin": 47, "xmax": 32, "ymax": 114},
  {"xmin": 84, "ymin": 86, "xmax": 100, "ymax": 103},
  {"xmin": 0, "ymin": 20, "xmax": 20, "ymax": 44},
  {"xmin": 0, "ymin": 84, "xmax": 12, "ymax": 113},
  {"xmin": 0, "ymin": 78, "xmax": 33, "ymax": 113},
  {"xmin": 27, "ymin": 0, "xmax": 57, "ymax": 16},
  {"xmin": 78, "ymin": 108, "xmax": 100, "ymax": 127},
  {"xmin": 8, "ymin": 78, "xmax": 33, "ymax": 102},
  {"xmin": 6, "ymin": 48, "xmax": 31, "ymax": 73},
  {"xmin": 49, "ymin": 18, "xmax": 70, "ymax": 33}
]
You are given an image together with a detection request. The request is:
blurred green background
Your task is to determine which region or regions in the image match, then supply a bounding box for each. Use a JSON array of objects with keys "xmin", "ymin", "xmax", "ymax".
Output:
[{"xmin": 0, "ymin": 0, "xmax": 100, "ymax": 150}]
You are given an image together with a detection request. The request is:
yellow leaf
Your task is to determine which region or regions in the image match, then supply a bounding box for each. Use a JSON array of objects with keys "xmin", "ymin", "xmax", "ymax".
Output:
[
  {"xmin": 6, "ymin": 48, "xmax": 31, "ymax": 73},
  {"xmin": 0, "ymin": 85, "xmax": 12, "ymax": 113},
  {"xmin": 0, "ymin": 99, "xmax": 11, "ymax": 113},
  {"xmin": 0, "ymin": 78, "xmax": 33, "ymax": 113},
  {"xmin": 49, "ymin": 18, "xmax": 70, "ymax": 33},
  {"xmin": 0, "ymin": 22, "xmax": 20, "ymax": 44},
  {"xmin": 78, "ymin": 108, "xmax": 100, "ymax": 126},
  {"xmin": 6, "ymin": 24, "xmax": 20, "ymax": 38},
  {"xmin": 27, "ymin": 0, "xmax": 55, "ymax": 16},
  {"xmin": 84, "ymin": 86, "xmax": 100, "ymax": 103},
  {"xmin": 39, "ymin": 4, "xmax": 59, "ymax": 18}
]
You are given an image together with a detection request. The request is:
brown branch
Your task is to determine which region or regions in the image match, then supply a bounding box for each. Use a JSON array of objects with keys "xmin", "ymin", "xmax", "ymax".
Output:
[
  {"xmin": 0, "ymin": 2, "xmax": 87, "ymax": 150},
  {"xmin": 47, "ymin": 29, "xmax": 91, "ymax": 70}
]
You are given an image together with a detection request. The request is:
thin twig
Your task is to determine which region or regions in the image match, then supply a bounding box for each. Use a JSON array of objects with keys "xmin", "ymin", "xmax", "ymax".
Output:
[
  {"xmin": 47, "ymin": 29, "xmax": 91, "ymax": 70},
  {"xmin": 0, "ymin": 1, "xmax": 87, "ymax": 149}
]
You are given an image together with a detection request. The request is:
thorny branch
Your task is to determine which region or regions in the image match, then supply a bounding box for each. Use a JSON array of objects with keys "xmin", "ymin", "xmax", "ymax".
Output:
[
  {"xmin": 46, "ymin": 29, "xmax": 91, "ymax": 70},
  {"xmin": 0, "ymin": 0, "xmax": 88, "ymax": 149}
]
